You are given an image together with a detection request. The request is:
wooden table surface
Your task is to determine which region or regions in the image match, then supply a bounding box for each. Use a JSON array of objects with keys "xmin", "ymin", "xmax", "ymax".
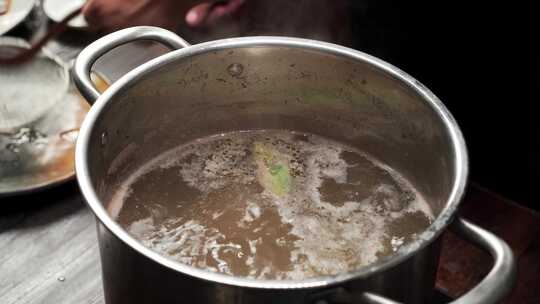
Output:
[
  {"xmin": 0, "ymin": 182, "xmax": 103, "ymax": 304},
  {"xmin": 1, "ymin": 182, "xmax": 539, "ymax": 304}
]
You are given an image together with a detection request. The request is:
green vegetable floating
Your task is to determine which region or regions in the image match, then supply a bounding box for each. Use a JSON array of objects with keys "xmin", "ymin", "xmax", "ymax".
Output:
[{"xmin": 253, "ymin": 142, "xmax": 292, "ymax": 197}]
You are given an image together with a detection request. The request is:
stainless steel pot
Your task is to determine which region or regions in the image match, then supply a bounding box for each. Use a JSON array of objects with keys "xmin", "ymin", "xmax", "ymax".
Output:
[{"xmin": 73, "ymin": 26, "xmax": 516, "ymax": 304}]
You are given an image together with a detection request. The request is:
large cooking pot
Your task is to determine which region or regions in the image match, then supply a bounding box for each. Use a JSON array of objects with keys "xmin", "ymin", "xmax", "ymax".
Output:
[{"xmin": 73, "ymin": 27, "xmax": 516, "ymax": 304}]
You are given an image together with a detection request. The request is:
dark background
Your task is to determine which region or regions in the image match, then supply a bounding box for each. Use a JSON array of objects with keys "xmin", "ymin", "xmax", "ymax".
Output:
[
  {"xmin": 186, "ymin": 0, "xmax": 538, "ymax": 209},
  {"xmin": 345, "ymin": 2, "xmax": 538, "ymax": 209}
]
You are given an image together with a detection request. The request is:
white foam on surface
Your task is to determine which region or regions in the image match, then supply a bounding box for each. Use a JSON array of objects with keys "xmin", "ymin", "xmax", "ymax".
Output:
[{"xmin": 110, "ymin": 130, "xmax": 434, "ymax": 280}]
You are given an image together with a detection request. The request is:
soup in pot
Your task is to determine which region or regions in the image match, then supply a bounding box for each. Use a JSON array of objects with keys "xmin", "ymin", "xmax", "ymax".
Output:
[{"xmin": 109, "ymin": 130, "xmax": 433, "ymax": 280}]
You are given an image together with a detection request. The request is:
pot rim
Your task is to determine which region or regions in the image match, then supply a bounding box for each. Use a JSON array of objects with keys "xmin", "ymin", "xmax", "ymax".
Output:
[{"xmin": 75, "ymin": 36, "xmax": 468, "ymax": 289}]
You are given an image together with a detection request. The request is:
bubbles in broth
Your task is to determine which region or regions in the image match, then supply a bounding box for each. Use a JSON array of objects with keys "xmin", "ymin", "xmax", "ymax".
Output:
[{"xmin": 110, "ymin": 130, "xmax": 433, "ymax": 280}]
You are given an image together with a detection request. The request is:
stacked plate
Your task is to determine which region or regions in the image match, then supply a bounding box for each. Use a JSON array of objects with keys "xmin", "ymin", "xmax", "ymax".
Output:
[
  {"xmin": 43, "ymin": 0, "xmax": 88, "ymax": 29},
  {"xmin": 1, "ymin": 0, "xmax": 87, "ymax": 35},
  {"xmin": 0, "ymin": 37, "xmax": 92, "ymax": 196},
  {"xmin": 0, "ymin": 0, "xmax": 35, "ymax": 35}
]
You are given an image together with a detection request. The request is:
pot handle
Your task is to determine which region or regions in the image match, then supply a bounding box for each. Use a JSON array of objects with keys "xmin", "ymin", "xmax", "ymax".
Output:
[
  {"xmin": 73, "ymin": 26, "xmax": 190, "ymax": 104},
  {"xmin": 359, "ymin": 217, "xmax": 516, "ymax": 304}
]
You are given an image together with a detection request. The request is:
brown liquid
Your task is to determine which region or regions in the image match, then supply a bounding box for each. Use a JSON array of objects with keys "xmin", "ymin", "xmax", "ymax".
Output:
[{"xmin": 111, "ymin": 130, "xmax": 433, "ymax": 279}]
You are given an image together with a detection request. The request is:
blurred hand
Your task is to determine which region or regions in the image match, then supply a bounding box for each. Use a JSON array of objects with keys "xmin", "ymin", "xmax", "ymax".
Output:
[{"xmin": 82, "ymin": 0, "xmax": 245, "ymax": 32}]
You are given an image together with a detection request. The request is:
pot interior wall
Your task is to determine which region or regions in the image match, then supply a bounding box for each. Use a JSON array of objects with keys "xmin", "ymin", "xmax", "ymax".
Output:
[{"xmin": 86, "ymin": 45, "xmax": 456, "ymax": 219}]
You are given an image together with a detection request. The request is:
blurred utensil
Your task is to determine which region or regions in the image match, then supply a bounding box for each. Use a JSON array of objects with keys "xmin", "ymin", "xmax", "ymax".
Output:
[{"xmin": 0, "ymin": 7, "xmax": 81, "ymax": 64}]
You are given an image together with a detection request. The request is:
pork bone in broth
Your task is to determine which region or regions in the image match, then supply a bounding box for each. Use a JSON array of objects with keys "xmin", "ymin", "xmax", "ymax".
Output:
[{"xmin": 109, "ymin": 130, "xmax": 433, "ymax": 280}]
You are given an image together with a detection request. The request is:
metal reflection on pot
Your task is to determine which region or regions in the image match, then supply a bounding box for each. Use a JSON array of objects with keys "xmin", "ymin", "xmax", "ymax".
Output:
[{"xmin": 73, "ymin": 26, "xmax": 515, "ymax": 304}]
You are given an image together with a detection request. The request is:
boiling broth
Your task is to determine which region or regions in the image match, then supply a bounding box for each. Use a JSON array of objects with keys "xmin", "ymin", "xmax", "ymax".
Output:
[{"xmin": 109, "ymin": 130, "xmax": 433, "ymax": 280}]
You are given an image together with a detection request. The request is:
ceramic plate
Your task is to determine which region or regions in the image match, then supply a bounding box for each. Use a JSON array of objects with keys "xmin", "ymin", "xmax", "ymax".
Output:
[
  {"xmin": 0, "ymin": 0, "xmax": 36, "ymax": 35},
  {"xmin": 43, "ymin": 0, "xmax": 87, "ymax": 28},
  {"xmin": 0, "ymin": 37, "xmax": 92, "ymax": 196}
]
